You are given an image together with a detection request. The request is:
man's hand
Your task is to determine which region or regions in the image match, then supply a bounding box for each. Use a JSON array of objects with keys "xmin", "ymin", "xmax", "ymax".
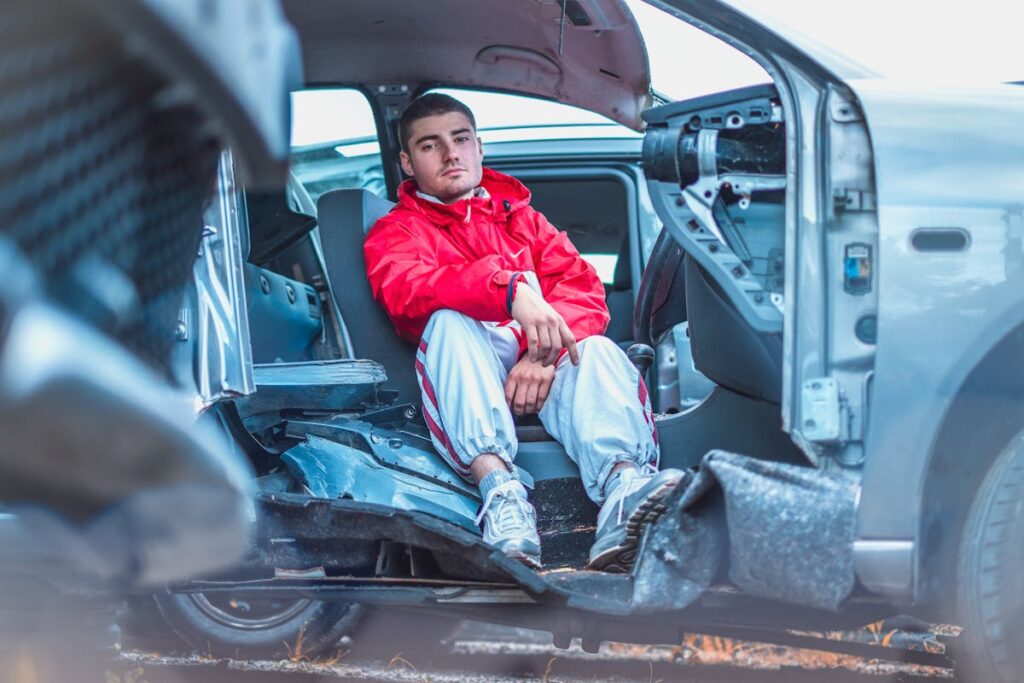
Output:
[
  {"xmin": 504, "ymin": 356, "xmax": 557, "ymax": 416},
  {"xmin": 510, "ymin": 284, "xmax": 579, "ymax": 366}
]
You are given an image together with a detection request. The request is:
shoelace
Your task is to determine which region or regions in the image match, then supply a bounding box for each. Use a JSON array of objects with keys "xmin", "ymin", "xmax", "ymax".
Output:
[
  {"xmin": 475, "ymin": 480, "xmax": 532, "ymax": 533},
  {"xmin": 609, "ymin": 462, "xmax": 659, "ymax": 525}
]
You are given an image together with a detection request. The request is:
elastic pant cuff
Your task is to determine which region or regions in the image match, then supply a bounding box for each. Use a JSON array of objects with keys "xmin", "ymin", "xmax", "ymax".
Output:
[{"xmin": 596, "ymin": 456, "xmax": 643, "ymax": 504}]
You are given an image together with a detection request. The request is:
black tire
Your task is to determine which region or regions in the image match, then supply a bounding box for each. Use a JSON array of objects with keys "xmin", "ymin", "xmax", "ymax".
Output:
[
  {"xmin": 956, "ymin": 429, "xmax": 1024, "ymax": 683},
  {"xmin": 153, "ymin": 589, "xmax": 362, "ymax": 660}
]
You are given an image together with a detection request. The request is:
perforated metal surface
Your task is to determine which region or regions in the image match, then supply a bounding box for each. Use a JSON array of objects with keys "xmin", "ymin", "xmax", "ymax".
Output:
[{"xmin": 0, "ymin": 2, "xmax": 220, "ymax": 375}]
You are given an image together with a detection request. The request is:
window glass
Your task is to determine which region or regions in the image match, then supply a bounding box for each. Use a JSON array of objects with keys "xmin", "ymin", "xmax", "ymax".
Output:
[
  {"xmin": 525, "ymin": 178, "xmax": 629, "ymax": 286},
  {"xmin": 289, "ymin": 88, "xmax": 384, "ymax": 201},
  {"xmin": 429, "ymin": 88, "xmax": 640, "ymax": 144}
]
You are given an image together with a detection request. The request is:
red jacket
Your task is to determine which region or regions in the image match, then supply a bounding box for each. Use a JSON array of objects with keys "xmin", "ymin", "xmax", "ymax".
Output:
[{"xmin": 364, "ymin": 168, "xmax": 609, "ymax": 349}]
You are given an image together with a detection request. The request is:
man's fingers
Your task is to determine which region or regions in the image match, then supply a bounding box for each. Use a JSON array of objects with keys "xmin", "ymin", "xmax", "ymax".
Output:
[
  {"xmin": 526, "ymin": 325, "xmax": 540, "ymax": 363},
  {"xmin": 512, "ymin": 382, "xmax": 528, "ymax": 416},
  {"xmin": 524, "ymin": 381, "xmax": 540, "ymax": 415},
  {"xmin": 547, "ymin": 322, "xmax": 562, "ymax": 365},
  {"xmin": 537, "ymin": 325, "xmax": 553, "ymax": 365},
  {"xmin": 538, "ymin": 322, "xmax": 560, "ymax": 366},
  {"xmin": 536, "ymin": 374, "xmax": 552, "ymax": 412},
  {"xmin": 559, "ymin": 321, "xmax": 580, "ymax": 366},
  {"xmin": 538, "ymin": 324, "xmax": 552, "ymax": 366},
  {"xmin": 504, "ymin": 375, "xmax": 517, "ymax": 409}
]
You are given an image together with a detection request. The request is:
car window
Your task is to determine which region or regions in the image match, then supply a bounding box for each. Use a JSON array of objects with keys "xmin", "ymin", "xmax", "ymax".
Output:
[
  {"xmin": 527, "ymin": 177, "xmax": 629, "ymax": 285},
  {"xmin": 429, "ymin": 87, "xmax": 639, "ymax": 143},
  {"xmin": 290, "ymin": 88, "xmax": 385, "ymax": 202}
]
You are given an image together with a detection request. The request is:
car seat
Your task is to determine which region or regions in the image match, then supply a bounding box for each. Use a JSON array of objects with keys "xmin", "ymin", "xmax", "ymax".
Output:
[
  {"xmin": 316, "ymin": 189, "xmax": 562, "ymax": 437},
  {"xmin": 604, "ymin": 233, "xmax": 635, "ymax": 346},
  {"xmin": 316, "ymin": 189, "xmax": 421, "ymax": 405},
  {"xmin": 317, "ymin": 189, "xmax": 599, "ymax": 566}
]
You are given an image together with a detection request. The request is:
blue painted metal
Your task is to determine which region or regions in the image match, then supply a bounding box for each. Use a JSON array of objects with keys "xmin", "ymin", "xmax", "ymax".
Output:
[{"xmin": 281, "ymin": 421, "xmax": 483, "ymax": 533}]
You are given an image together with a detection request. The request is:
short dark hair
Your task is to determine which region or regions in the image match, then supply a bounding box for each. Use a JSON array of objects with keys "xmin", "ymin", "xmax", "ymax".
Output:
[{"xmin": 398, "ymin": 93, "xmax": 476, "ymax": 152}]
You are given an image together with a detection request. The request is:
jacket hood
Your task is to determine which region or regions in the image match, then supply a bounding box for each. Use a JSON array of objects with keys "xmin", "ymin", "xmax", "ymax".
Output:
[{"xmin": 396, "ymin": 167, "xmax": 532, "ymax": 225}]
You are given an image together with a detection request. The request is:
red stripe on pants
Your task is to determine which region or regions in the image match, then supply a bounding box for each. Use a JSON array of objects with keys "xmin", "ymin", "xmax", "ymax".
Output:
[{"xmin": 415, "ymin": 356, "xmax": 470, "ymax": 471}]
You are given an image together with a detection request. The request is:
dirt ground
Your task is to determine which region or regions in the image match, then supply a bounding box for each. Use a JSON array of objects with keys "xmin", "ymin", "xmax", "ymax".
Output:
[{"xmin": 118, "ymin": 610, "xmax": 959, "ymax": 683}]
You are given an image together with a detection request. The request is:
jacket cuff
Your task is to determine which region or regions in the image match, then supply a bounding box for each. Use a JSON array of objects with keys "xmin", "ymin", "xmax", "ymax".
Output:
[{"xmin": 489, "ymin": 270, "xmax": 523, "ymax": 320}]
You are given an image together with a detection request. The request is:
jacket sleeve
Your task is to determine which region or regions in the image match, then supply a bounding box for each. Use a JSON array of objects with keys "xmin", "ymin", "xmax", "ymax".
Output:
[
  {"xmin": 526, "ymin": 208, "xmax": 610, "ymax": 341},
  {"xmin": 364, "ymin": 219, "xmax": 519, "ymax": 342}
]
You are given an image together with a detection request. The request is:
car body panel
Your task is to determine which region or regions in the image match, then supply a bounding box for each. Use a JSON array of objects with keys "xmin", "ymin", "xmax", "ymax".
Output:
[
  {"xmin": 283, "ymin": 434, "xmax": 481, "ymax": 533},
  {"xmin": 846, "ymin": 79, "xmax": 1024, "ymax": 600},
  {"xmin": 637, "ymin": 3, "xmax": 1022, "ymax": 607},
  {"xmin": 281, "ymin": 0, "xmax": 651, "ymax": 130},
  {"xmin": 175, "ymin": 151, "xmax": 257, "ymax": 405}
]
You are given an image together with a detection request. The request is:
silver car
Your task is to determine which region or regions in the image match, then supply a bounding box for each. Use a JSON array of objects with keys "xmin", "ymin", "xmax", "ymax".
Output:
[{"xmin": 138, "ymin": 2, "xmax": 1024, "ymax": 681}]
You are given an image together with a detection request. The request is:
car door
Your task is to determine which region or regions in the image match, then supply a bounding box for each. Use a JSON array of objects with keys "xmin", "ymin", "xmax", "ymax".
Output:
[
  {"xmin": 636, "ymin": 1, "xmax": 881, "ymax": 458},
  {"xmin": 643, "ymin": 0, "xmax": 925, "ymax": 600}
]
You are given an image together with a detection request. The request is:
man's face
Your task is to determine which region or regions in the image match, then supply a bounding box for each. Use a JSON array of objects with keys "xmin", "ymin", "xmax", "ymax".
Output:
[{"xmin": 400, "ymin": 111, "xmax": 484, "ymax": 203}]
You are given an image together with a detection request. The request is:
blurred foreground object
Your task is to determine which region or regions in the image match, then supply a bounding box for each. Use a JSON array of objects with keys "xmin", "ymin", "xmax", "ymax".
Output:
[{"xmin": 0, "ymin": 0, "xmax": 299, "ymax": 677}]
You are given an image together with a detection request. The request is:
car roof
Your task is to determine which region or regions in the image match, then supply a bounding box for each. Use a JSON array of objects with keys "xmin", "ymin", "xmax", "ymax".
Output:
[{"xmin": 281, "ymin": 0, "xmax": 651, "ymax": 130}]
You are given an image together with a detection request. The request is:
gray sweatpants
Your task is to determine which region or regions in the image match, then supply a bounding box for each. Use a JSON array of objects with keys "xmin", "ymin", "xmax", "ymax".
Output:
[{"xmin": 414, "ymin": 309, "xmax": 659, "ymax": 505}]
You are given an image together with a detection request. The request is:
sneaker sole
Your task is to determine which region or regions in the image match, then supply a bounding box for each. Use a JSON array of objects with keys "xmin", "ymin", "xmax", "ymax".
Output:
[
  {"xmin": 493, "ymin": 539, "xmax": 542, "ymax": 570},
  {"xmin": 586, "ymin": 477, "xmax": 679, "ymax": 573},
  {"xmin": 506, "ymin": 550, "xmax": 542, "ymax": 570}
]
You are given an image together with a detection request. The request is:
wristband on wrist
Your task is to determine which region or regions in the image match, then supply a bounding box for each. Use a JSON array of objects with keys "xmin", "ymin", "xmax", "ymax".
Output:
[{"xmin": 506, "ymin": 271, "xmax": 524, "ymax": 315}]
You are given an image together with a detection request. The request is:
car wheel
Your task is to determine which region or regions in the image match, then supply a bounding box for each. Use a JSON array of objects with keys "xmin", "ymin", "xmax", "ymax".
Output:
[
  {"xmin": 153, "ymin": 589, "xmax": 362, "ymax": 660},
  {"xmin": 955, "ymin": 429, "xmax": 1024, "ymax": 683}
]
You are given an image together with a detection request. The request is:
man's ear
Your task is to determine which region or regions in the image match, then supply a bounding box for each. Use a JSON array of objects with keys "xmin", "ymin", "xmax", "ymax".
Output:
[
  {"xmin": 477, "ymin": 136, "xmax": 484, "ymax": 160},
  {"xmin": 399, "ymin": 150, "xmax": 414, "ymax": 177}
]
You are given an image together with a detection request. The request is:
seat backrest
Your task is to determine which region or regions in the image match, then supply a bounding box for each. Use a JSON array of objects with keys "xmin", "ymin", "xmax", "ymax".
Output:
[
  {"xmin": 604, "ymin": 232, "xmax": 634, "ymax": 344},
  {"xmin": 316, "ymin": 189, "xmax": 421, "ymax": 405}
]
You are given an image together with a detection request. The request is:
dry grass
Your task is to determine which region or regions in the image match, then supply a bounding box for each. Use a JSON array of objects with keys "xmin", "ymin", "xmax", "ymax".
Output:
[{"xmin": 387, "ymin": 652, "xmax": 418, "ymax": 672}]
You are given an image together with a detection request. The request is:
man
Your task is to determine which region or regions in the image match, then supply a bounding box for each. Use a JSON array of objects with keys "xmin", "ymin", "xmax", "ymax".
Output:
[{"xmin": 364, "ymin": 93, "xmax": 684, "ymax": 571}]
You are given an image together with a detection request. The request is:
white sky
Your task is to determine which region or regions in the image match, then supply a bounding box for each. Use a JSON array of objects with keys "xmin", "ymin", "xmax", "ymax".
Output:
[
  {"xmin": 631, "ymin": 0, "xmax": 1024, "ymax": 99},
  {"xmin": 733, "ymin": 0, "xmax": 1024, "ymax": 84},
  {"xmin": 292, "ymin": 1, "xmax": 1024, "ymax": 146}
]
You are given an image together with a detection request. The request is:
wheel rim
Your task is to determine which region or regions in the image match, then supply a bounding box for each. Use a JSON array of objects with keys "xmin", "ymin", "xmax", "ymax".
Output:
[{"xmin": 188, "ymin": 593, "xmax": 313, "ymax": 631}]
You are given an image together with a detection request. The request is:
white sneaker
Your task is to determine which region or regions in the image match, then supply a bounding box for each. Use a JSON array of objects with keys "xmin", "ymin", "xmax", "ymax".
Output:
[
  {"xmin": 475, "ymin": 480, "xmax": 542, "ymax": 569},
  {"xmin": 587, "ymin": 466, "xmax": 685, "ymax": 572}
]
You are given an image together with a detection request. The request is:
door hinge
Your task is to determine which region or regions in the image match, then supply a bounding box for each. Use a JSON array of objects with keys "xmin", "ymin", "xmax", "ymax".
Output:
[{"xmin": 801, "ymin": 377, "xmax": 846, "ymax": 443}]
